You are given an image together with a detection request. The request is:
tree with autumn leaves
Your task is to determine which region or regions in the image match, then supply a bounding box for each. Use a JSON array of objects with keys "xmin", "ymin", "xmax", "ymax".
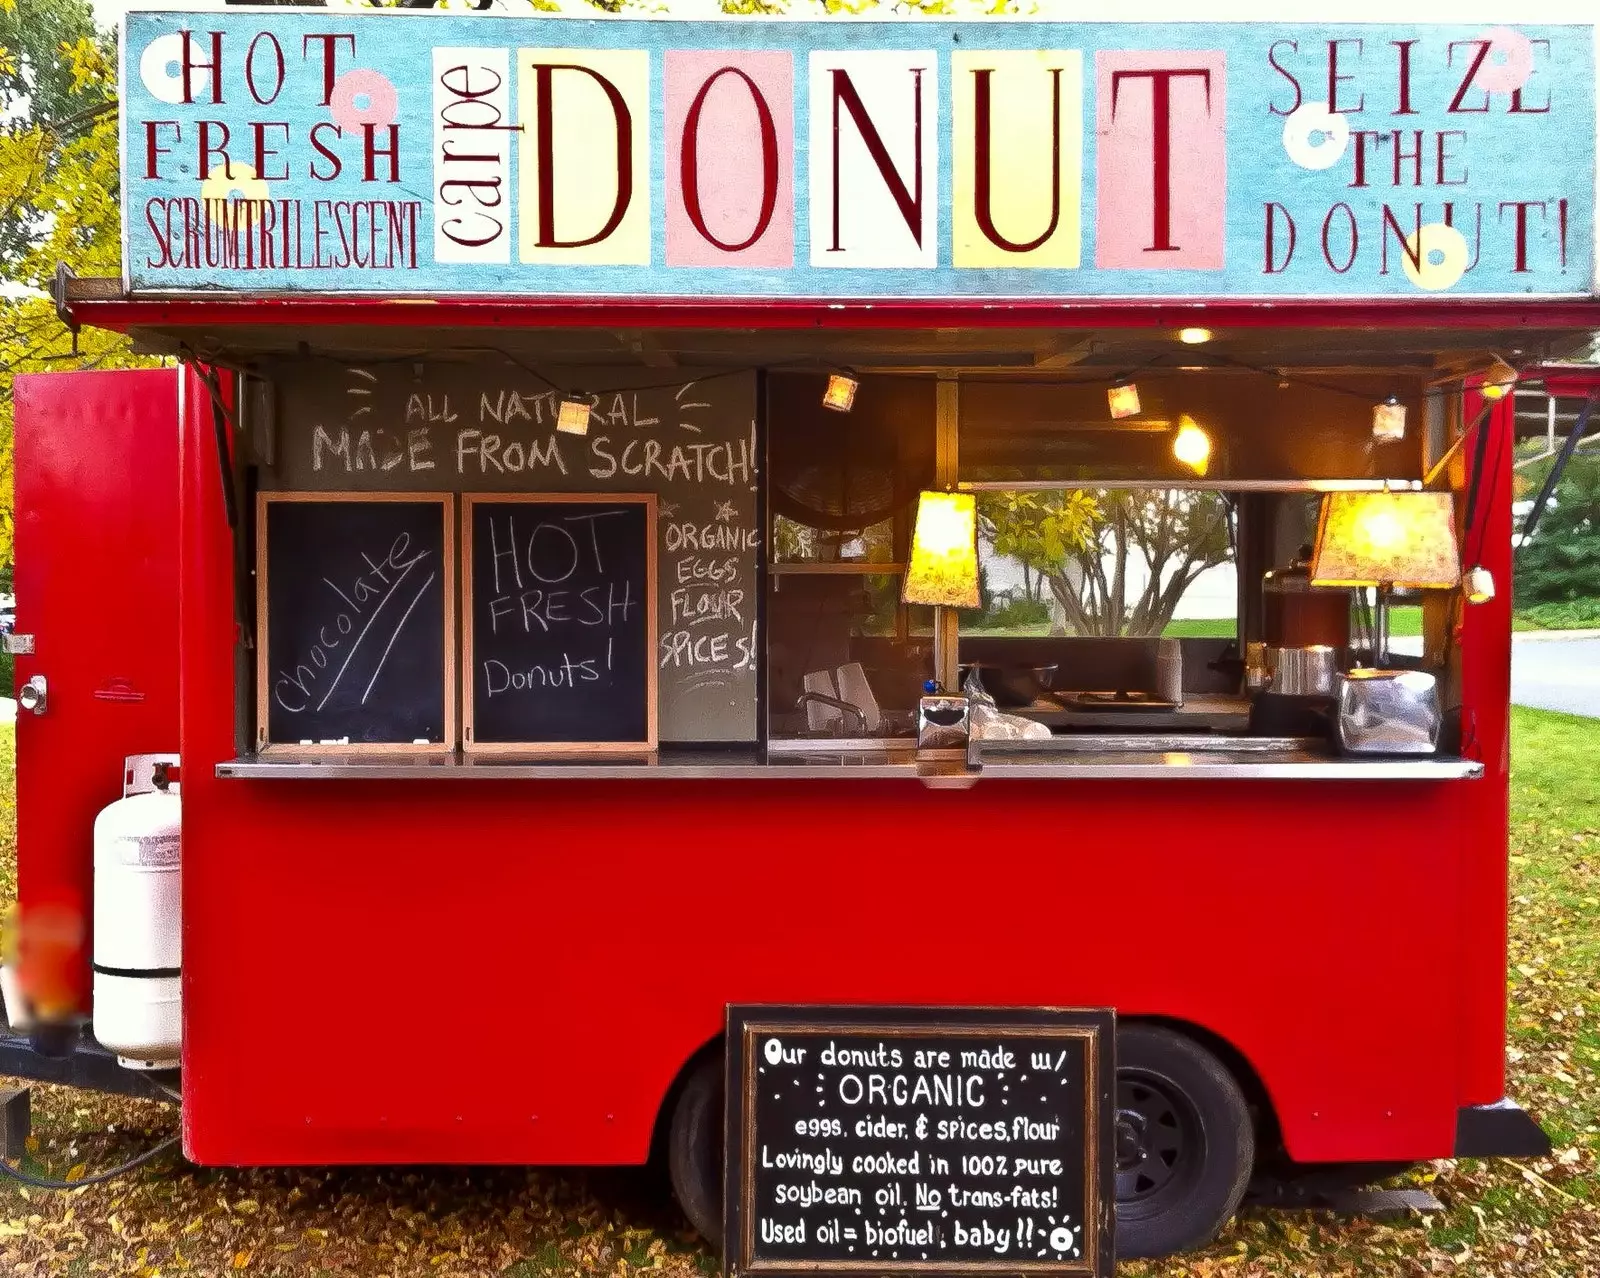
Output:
[{"xmin": 0, "ymin": 0, "xmax": 146, "ymax": 571}]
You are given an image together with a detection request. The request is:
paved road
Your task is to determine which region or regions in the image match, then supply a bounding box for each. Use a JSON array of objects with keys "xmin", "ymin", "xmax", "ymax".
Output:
[{"xmin": 1512, "ymin": 635, "xmax": 1600, "ymax": 719}]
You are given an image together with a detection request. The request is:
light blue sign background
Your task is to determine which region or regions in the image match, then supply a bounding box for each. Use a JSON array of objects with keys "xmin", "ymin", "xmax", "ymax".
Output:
[{"xmin": 121, "ymin": 11, "xmax": 1597, "ymax": 298}]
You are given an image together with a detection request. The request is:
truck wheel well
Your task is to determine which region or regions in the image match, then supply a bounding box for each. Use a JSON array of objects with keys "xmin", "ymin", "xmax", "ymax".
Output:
[
  {"xmin": 649, "ymin": 1033, "xmax": 723, "ymax": 1169},
  {"xmin": 1129, "ymin": 1015, "xmax": 1283, "ymax": 1158}
]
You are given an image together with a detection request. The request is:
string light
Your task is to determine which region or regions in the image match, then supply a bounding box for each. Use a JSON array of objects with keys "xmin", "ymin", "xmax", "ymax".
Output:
[
  {"xmin": 822, "ymin": 373, "xmax": 859, "ymax": 412},
  {"xmin": 1372, "ymin": 395, "xmax": 1407, "ymax": 442},
  {"xmin": 556, "ymin": 397, "xmax": 592, "ymax": 435},
  {"xmin": 1480, "ymin": 356, "xmax": 1518, "ymax": 401},
  {"xmin": 1107, "ymin": 380, "xmax": 1142, "ymax": 419},
  {"xmin": 1178, "ymin": 327, "xmax": 1214, "ymax": 345},
  {"xmin": 1465, "ymin": 566, "xmax": 1497, "ymax": 604}
]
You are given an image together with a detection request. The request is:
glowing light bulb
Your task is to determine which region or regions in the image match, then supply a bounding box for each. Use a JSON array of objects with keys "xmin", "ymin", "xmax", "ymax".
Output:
[
  {"xmin": 1173, "ymin": 416, "xmax": 1212, "ymax": 476},
  {"xmin": 1177, "ymin": 327, "xmax": 1214, "ymax": 345}
]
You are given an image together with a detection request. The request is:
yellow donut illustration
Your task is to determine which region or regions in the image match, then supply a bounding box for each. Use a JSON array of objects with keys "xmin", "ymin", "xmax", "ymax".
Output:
[
  {"xmin": 199, "ymin": 163, "xmax": 270, "ymax": 229},
  {"xmin": 1403, "ymin": 223, "xmax": 1470, "ymax": 292}
]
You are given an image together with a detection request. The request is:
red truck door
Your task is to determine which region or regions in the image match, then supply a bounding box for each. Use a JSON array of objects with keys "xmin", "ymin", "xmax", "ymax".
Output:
[{"xmin": 11, "ymin": 369, "xmax": 181, "ymax": 1017}]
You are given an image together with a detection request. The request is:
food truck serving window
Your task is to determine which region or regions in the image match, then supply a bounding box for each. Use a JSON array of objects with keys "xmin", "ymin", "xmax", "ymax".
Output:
[{"xmin": 225, "ymin": 354, "xmax": 1484, "ymax": 781}]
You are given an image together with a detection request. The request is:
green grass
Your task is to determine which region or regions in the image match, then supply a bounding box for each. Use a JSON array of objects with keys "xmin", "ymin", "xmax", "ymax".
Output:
[
  {"xmin": 1513, "ymin": 599, "xmax": 1600, "ymax": 632},
  {"xmin": 1160, "ymin": 617, "xmax": 1235, "ymax": 638}
]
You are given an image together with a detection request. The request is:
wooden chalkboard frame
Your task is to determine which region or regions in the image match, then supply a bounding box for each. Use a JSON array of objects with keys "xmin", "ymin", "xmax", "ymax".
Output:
[
  {"xmin": 462, "ymin": 493, "xmax": 659, "ymax": 756},
  {"xmin": 724, "ymin": 1005, "xmax": 1117, "ymax": 1278},
  {"xmin": 255, "ymin": 492, "xmax": 457, "ymax": 754}
]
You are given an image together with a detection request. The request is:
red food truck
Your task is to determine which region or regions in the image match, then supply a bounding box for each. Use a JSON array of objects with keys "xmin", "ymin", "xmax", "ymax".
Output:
[{"xmin": 3, "ymin": 4, "xmax": 1596, "ymax": 1262}]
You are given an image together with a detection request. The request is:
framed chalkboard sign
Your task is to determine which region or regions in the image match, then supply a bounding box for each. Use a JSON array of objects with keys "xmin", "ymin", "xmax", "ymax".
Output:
[
  {"xmin": 463, "ymin": 494, "xmax": 658, "ymax": 754},
  {"xmin": 725, "ymin": 1006, "xmax": 1115, "ymax": 1278},
  {"xmin": 256, "ymin": 493, "xmax": 455, "ymax": 752}
]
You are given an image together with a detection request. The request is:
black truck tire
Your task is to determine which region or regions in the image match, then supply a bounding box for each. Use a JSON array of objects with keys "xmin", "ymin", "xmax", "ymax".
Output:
[
  {"xmin": 667, "ymin": 1053, "xmax": 724, "ymax": 1252},
  {"xmin": 1114, "ymin": 1024, "xmax": 1256, "ymax": 1259}
]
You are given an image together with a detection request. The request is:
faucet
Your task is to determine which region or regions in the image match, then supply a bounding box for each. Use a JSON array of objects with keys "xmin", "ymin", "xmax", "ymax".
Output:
[{"xmin": 795, "ymin": 691, "xmax": 868, "ymax": 732}]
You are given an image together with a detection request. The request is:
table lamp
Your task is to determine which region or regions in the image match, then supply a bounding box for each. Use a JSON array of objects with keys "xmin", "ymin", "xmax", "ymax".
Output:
[
  {"xmin": 1309, "ymin": 490, "xmax": 1460, "ymax": 664},
  {"xmin": 903, "ymin": 491, "xmax": 979, "ymax": 608}
]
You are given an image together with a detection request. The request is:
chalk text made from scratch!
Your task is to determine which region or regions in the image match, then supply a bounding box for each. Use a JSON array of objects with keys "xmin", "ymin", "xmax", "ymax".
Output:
[{"xmin": 310, "ymin": 424, "xmax": 754, "ymax": 488}]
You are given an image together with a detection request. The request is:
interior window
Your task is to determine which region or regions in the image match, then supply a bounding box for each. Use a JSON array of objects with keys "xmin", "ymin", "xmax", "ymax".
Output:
[
  {"xmin": 962, "ymin": 488, "xmax": 1238, "ymax": 640},
  {"xmin": 765, "ymin": 374, "xmax": 935, "ymax": 740}
]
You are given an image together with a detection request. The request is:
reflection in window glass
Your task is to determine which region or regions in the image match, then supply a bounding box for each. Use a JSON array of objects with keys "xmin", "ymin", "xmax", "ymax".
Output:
[
  {"xmin": 962, "ymin": 489, "xmax": 1238, "ymax": 639},
  {"xmin": 772, "ymin": 514, "xmax": 898, "ymax": 565},
  {"xmin": 766, "ymin": 575, "xmax": 934, "ymax": 739}
]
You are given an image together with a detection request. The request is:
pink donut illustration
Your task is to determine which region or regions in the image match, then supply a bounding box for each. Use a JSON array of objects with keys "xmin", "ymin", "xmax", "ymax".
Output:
[
  {"xmin": 1472, "ymin": 27, "xmax": 1535, "ymax": 95},
  {"xmin": 330, "ymin": 69, "xmax": 398, "ymax": 131}
]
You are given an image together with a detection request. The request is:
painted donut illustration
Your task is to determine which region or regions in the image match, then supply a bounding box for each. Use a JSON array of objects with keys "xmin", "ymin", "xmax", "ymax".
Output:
[
  {"xmin": 1282, "ymin": 103, "xmax": 1349, "ymax": 171},
  {"xmin": 1403, "ymin": 223, "xmax": 1471, "ymax": 292},
  {"xmin": 330, "ymin": 69, "xmax": 399, "ymax": 131},
  {"xmin": 200, "ymin": 162, "xmax": 270, "ymax": 227},
  {"xmin": 139, "ymin": 32, "xmax": 211, "ymax": 105},
  {"xmin": 1472, "ymin": 27, "xmax": 1535, "ymax": 95}
]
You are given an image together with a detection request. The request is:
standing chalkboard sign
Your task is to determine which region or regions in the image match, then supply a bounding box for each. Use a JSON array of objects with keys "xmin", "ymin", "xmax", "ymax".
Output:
[
  {"xmin": 725, "ymin": 1005, "xmax": 1115, "ymax": 1278},
  {"xmin": 256, "ymin": 494, "xmax": 455, "ymax": 751},
  {"xmin": 464, "ymin": 495, "xmax": 657, "ymax": 754}
]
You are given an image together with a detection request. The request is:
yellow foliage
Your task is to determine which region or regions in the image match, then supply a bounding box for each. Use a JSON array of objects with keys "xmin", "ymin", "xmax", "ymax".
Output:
[{"xmin": 0, "ymin": 10, "xmax": 153, "ymax": 571}]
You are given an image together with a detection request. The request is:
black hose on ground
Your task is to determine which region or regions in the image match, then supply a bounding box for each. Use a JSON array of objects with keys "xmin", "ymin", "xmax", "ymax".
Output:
[{"xmin": 0, "ymin": 1133, "xmax": 181, "ymax": 1190}]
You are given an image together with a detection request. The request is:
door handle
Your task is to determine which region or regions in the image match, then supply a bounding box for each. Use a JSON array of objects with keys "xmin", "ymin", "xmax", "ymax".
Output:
[{"xmin": 18, "ymin": 675, "xmax": 47, "ymax": 716}]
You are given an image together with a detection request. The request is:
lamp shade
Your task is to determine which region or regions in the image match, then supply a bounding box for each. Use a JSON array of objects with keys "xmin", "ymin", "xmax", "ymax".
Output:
[
  {"xmin": 903, "ymin": 491, "xmax": 979, "ymax": 608},
  {"xmin": 1310, "ymin": 491, "xmax": 1461, "ymax": 589}
]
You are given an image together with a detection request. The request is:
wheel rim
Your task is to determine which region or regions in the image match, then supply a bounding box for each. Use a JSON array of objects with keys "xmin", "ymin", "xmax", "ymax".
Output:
[{"xmin": 1115, "ymin": 1069, "xmax": 1205, "ymax": 1217}]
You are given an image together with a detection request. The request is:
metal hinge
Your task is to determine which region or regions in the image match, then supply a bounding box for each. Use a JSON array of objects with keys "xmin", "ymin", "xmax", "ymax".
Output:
[{"xmin": 4, "ymin": 634, "xmax": 34, "ymax": 655}]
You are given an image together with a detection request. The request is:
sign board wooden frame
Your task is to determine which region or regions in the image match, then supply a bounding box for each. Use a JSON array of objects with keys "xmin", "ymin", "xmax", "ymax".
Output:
[
  {"xmin": 255, "ymin": 492, "xmax": 457, "ymax": 754},
  {"xmin": 462, "ymin": 493, "xmax": 659, "ymax": 756},
  {"xmin": 724, "ymin": 1005, "xmax": 1116, "ymax": 1278}
]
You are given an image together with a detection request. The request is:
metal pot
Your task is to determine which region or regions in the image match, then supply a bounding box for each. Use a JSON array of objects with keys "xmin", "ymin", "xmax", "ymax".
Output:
[
  {"xmin": 1265, "ymin": 645, "xmax": 1343, "ymax": 698},
  {"xmin": 960, "ymin": 664, "xmax": 1057, "ymax": 708}
]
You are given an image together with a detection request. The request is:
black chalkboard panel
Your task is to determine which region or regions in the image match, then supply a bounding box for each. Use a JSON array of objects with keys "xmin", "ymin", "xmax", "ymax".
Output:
[
  {"xmin": 725, "ymin": 1006, "xmax": 1115, "ymax": 1278},
  {"xmin": 256, "ymin": 494, "xmax": 454, "ymax": 750},
  {"xmin": 465, "ymin": 495, "xmax": 657, "ymax": 752}
]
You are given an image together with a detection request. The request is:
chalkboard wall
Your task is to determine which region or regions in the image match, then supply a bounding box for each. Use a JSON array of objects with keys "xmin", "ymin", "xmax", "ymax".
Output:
[
  {"xmin": 262, "ymin": 363, "xmax": 759, "ymax": 743},
  {"xmin": 257, "ymin": 495, "xmax": 453, "ymax": 748},
  {"xmin": 466, "ymin": 497, "xmax": 655, "ymax": 750}
]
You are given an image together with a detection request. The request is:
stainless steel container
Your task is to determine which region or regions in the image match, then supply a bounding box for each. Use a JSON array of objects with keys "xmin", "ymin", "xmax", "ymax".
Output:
[
  {"xmin": 1265, "ymin": 644, "xmax": 1343, "ymax": 697},
  {"xmin": 918, "ymin": 694, "xmax": 970, "ymax": 752},
  {"xmin": 1244, "ymin": 642, "xmax": 1269, "ymax": 692},
  {"xmin": 1336, "ymin": 669, "xmax": 1441, "ymax": 755}
]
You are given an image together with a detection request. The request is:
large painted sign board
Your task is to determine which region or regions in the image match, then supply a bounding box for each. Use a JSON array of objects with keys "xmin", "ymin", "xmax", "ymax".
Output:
[{"xmin": 121, "ymin": 10, "xmax": 1598, "ymax": 298}]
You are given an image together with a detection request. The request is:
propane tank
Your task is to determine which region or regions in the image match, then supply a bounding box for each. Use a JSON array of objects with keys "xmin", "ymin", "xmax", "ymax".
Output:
[{"xmin": 92, "ymin": 755, "xmax": 181, "ymax": 1069}]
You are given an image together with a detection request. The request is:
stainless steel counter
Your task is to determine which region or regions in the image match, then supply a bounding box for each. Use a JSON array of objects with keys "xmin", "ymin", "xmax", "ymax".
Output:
[{"xmin": 218, "ymin": 746, "xmax": 1482, "ymax": 782}]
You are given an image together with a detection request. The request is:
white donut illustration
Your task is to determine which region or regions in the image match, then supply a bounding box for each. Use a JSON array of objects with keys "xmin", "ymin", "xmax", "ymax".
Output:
[
  {"xmin": 1403, "ymin": 223, "xmax": 1471, "ymax": 292},
  {"xmin": 139, "ymin": 32, "xmax": 212, "ymax": 105},
  {"xmin": 200, "ymin": 163, "xmax": 271, "ymax": 228},
  {"xmin": 1282, "ymin": 103, "xmax": 1350, "ymax": 171}
]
